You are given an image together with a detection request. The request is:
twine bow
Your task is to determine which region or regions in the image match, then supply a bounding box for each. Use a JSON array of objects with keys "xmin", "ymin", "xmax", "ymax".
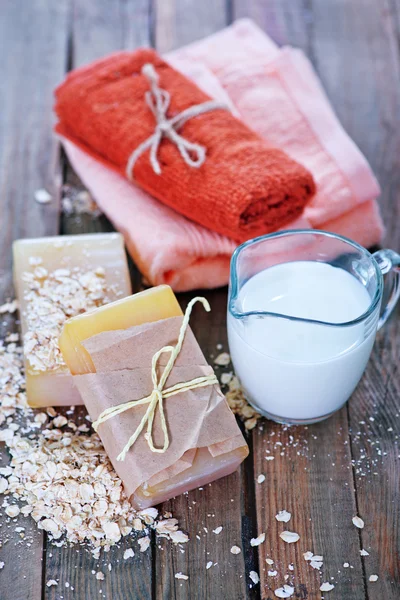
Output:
[
  {"xmin": 92, "ymin": 297, "xmax": 218, "ymax": 461},
  {"xmin": 126, "ymin": 63, "xmax": 228, "ymax": 179}
]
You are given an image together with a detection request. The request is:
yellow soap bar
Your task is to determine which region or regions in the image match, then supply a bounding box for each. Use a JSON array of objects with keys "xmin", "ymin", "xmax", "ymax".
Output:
[
  {"xmin": 13, "ymin": 233, "xmax": 131, "ymax": 406},
  {"xmin": 59, "ymin": 285, "xmax": 183, "ymax": 375}
]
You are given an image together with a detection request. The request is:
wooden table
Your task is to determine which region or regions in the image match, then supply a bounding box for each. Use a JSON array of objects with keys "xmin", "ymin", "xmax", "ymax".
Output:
[{"xmin": 1, "ymin": 1, "xmax": 399, "ymax": 599}]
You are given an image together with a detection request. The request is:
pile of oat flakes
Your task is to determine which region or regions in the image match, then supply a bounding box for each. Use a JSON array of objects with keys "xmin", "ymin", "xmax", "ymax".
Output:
[{"xmin": 0, "ymin": 304, "xmax": 188, "ymax": 562}]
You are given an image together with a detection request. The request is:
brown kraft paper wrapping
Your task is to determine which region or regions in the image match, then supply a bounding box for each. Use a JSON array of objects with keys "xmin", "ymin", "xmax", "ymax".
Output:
[{"xmin": 73, "ymin": 316, "xmax": 248, "ymax": 502}]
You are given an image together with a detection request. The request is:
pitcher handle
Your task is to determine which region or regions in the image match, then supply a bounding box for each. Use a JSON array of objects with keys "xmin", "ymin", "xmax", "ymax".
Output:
[{"xmin": 373, "ymin": 249, "xmax": 400, "ymax": 330}]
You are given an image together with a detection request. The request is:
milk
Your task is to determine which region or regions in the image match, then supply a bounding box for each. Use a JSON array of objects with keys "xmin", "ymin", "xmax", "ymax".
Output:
[{"xmin": 227, "ymin": 261, "xmax": 377, "ymax": 423}]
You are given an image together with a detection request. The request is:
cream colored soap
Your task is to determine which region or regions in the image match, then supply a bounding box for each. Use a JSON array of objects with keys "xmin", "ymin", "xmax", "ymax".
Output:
[
  {"xmin": 59, "ymin": 285, "xmax": 183, "ymax": 375},
  {"xmin": 13, "ymin": 233, "xmax": 131, "ymax": 407}
]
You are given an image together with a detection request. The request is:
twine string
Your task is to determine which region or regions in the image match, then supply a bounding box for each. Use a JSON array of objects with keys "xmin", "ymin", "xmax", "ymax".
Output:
[
  {"xmin": 126, "ymin": 63, "xmax": 228, "ymax": 179},
  {"xmin": 92, "ymin": 297, "xmax": 218, "ymax": 461}
]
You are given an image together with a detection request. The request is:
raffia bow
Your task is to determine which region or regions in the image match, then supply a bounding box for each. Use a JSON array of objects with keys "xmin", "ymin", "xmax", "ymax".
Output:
[
  {"xmin": 126, "ymin": 63, "xmax": 228, "ymax": 178},
  {"xmin": 92, "ymin": 297, "xmax": 218, "ymax": 461}
]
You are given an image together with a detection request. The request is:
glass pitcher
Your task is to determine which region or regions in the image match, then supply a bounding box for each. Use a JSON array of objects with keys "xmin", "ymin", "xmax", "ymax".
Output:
[{"xmin": 227, "ymin": 230, "xmax": 400, "ymax": 425}]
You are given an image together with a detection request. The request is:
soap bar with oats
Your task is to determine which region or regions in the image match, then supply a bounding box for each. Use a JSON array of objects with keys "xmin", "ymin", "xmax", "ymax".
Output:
[
  {"xmin": 13, "ymin": 233, "xmax": 131, "ymax": 407},
  {"xmin": 60, "ymin": 287, "xmax": 249, "ymax": 508}
]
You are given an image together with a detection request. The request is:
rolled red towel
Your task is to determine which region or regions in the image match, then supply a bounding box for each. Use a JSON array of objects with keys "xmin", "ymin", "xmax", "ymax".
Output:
[{"xmin": 55, "ymin": 48, "xmax": 315, "ymax": 242}]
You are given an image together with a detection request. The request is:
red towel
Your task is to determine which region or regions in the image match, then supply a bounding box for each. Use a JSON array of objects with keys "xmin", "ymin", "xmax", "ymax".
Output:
[{"xmin": 55, "ymin": 49, "xmax": 315, "ymax": 242}]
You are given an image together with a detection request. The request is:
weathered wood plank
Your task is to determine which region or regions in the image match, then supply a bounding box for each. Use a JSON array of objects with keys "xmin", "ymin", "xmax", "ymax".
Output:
[
  {"xmin": 153, "ymin": 4, "xmax": 259, "ymax": 597},
  {"xmin": 44, "ymin": 2, "xmax": 153, "ymax": 599},
  {"xmin": 155, "ymin": 0, "xmax": 229, "ymax": 51},
  {"xmin": 253, "ymin": 415, "xmax": 366, "ymax": 600},
  {"xmin": 0, "ymin": 1, "xmax": 69, "ymax": 599},
  {"xmin": 153, "ymin": 289, "xmax": 259, "ymax": 600},
  {"xmin": 234, "ymin": 1, "xmax": 400, "ymax": 598},
  {"xmin": 293, "ymin": 0, "xmax": 400, "ymax": 596}
]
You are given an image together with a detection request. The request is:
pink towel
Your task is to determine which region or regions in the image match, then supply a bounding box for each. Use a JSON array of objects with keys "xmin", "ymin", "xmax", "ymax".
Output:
[
  {"xmin": 61, "ymin": 20, "xmax": 384, "ymax": 291},
  {"xmin": 172, "ymin": 19, "xmax": 382, "ymax": 226}
]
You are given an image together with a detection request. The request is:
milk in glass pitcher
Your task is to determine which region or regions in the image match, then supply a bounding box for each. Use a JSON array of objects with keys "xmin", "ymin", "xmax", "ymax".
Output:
[{"xmin": 227, "ymin": 230, "xmax": 400, "ymax": 424}]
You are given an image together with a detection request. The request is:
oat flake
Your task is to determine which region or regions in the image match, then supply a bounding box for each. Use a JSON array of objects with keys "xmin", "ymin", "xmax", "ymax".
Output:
[
  {"xmin": 250, "ymin": 533, "xmax": 265, "ymax": 547},
  {"xmin": 369, "ymin": 575, "xmax": 378, "ymax": 582},
  {"xmin": 213, "ymin": 526, "xmax": 223, "ymax": 535},
  {"xmin": 175, "ymin": 573, "xmax": 188, "ymax": 580},
  {"xmin": 279, "ymin": 531, "xmax": 300, "ymax": 544},
  {"xmin": 275, "ymin": 510, "xmax": 291, "ymax": 523},
  {"xmin": 352, "ymin": 516, "xmax": 364, "ymax": 529},
  {"xmin": 274, "ymin": 585, "xmax": 294, "ymax": 598},
  {"xmin": 320, "ymin": 582, "xmax": 335, "ymax": 592},
  {"xmin": 230, "ymin": 545, "xmax": 241, "ymax": 555},
  {"xmin": 249, "ymin": 571, "xmax": 259, "ymax": 584}
]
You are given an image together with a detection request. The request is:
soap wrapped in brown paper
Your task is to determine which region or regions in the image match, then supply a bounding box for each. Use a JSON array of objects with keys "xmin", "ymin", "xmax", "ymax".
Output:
[{"xmin": 73, "ymin": 316, "xmax": 248, "ymax": 508}]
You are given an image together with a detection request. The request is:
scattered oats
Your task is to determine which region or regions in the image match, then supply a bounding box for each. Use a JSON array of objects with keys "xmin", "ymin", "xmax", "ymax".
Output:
[
  {"xmin": 320, "ymin": 582, "xmax": 335, "ymax": 592},
  {"xmin": 22, "ymin": 265, "xmax": 112, "ymax": 372},
  {"xmin": 369, "ymin": 574, "xmax": 378, "ymax": 582},
  {"xmin": 95, "ymin": 572, "xmax": 105, "ymax": 581},
  {"xmin": 230, "ymin": 545, "xmax": 241, "ymax": 555},
  {"xmin": 288, "ymin": 564, "xmax": 294, "ymax": 571},
  {"xmin": 0, "ymin": 477, "xmax": 9, "ymax": 493},
  {"xmin": 34, "ymin": 412, "xmax": 48, "ymax": 425},
  {"xmin": 275, "ymin": 510, "xmax": 291, "ymax": 523},
  {"xmin": 266, "ymin": 558, "xmax": 274, "ymax": 565},
  {"xmin": 62, "ymin": 186, "xmax": 101, "ymax": 216},
  {"xmin": 34, "ymin": 189, "xmax": 52, "ymax": 204},
  {"xmin": 225, "ymin": 375, "xmax": 261, "ymax": 429},
  {"xmin": 206, "ymin": 561, "xmax": 213, "ymax": 570},
  {"xmin": 138, "ymin": 536, "xmax": 150, "ymax": 552},
  {"xmin": 0, "ymin": 299, "xmax": 18, "ymax": 314},
  {"xmin": 53, "ymin": 416, "xmax": 68, "ymax": 428},
  {"xmin": 0, "ymin": 429, "xmax": 14, "ymax": 442},
  {"xmin": 123, "ymin": 548, "xmax": 135, "ymax": 560},
  {"xmin": 257, "ymin": 474, "xmax": 265, "ymax": 484},
  {"xmin": 352, "ymin": 516, "xmax": 364, "ymax": 529},
  {"xmin": 169, "ymin": 530, "xmax": 189, "ymax": 544},
  {"xmin": 65, "ymin": 582, "xmax": 70, "ymax": 588},
  {"xmin": 268, "ymin": 570, "xmax": 278, "ymax": 577},
  {"xmin": 5, "ymin": 333, "xmax": 19, "ymax": 343},
  {"xmin": 279, "ymin": 531, "xmax": 299, "ymax": 544},
  {"xmin": 5, "ymin": 505, "xmax": 20, "ymax": 518},
  {"xmin": 310, "ymin": 560, "xmax": 323, "ymax": 570},
  {"xmin": 46, "ymin": 580, "xmax": 58, "ymax": 587},
  {"xmin": 265, "ymin": 456, "xmax": 275, "ymax": 461},
  {"xmin": 139, "ymin": 507, "xmax": 158, "ymax": 524},
  {"xmin": 250, "ymin": 533, "xmax": 265, "ymax": 547},
  {"xmin": 249, "ymin": 571, "xmax": 259, "ymax": 584},
  {"xmin": 175, "ymin": 573, "xmax": 188, "ymax": 580},
  {"xmin": 213, "ymin": 526, "xmax": 223, "ymax": 535},
  {"xmin": 343, "ymin": 563, "xmax": 350, "ymax": 568},
  {"xmin": 0, "ymin": 562, "xmax": 4, "ymax": 569},
  {"xmin": 303, "ymin": 551, "xmax": 313, "ymax": 561},
  {"xmin": 220, "ymin": 372, "xmax": 233, "ymax": 385},
  {"xmin": 214, "ymin": 352, "xmax": 230, "ymax": 366},
  {"xmin": 360, "ymin": 549, "xmax": 369, "ymax": 556},
  {"xmin": 274, "ymin": 585, "xmax": 294, "ymax": 598}
]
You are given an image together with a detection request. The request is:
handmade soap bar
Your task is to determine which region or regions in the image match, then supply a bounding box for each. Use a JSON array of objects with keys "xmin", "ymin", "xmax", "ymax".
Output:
[
  {"xmin": 59, "ymin": 285, "xmax": 183, "ymax": 375},
  {"xmin": 61, "ymin": 291, "xmax": 249, "ymax": 508},
  {"xmin": 13, "ymin": 233, "xmax": 131, "ymax": 407}
]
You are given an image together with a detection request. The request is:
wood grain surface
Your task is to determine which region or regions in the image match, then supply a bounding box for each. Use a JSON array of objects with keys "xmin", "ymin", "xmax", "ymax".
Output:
[{"xmin": 0, "ymin": 0, "xmax": 399, "ymax": 599}]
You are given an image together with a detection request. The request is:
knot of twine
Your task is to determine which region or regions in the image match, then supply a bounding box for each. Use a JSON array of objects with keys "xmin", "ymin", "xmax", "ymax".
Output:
[
  {"xmin": 126, "ymin": 63, "xmax": 228, "ymax": 178},
  {"xmin": 92, "ymin": 297, "xmax": 218, "ymax": 461}
]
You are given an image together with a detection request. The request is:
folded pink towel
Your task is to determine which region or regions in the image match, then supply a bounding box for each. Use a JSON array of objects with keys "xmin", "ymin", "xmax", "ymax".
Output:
[
  {"xmin": 61, "ymin": 19, "xmax": 384, "ymax": 291},
  {"xmin": 173, "ymin": 19, "xmax": 381, "ymax": 226}
]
